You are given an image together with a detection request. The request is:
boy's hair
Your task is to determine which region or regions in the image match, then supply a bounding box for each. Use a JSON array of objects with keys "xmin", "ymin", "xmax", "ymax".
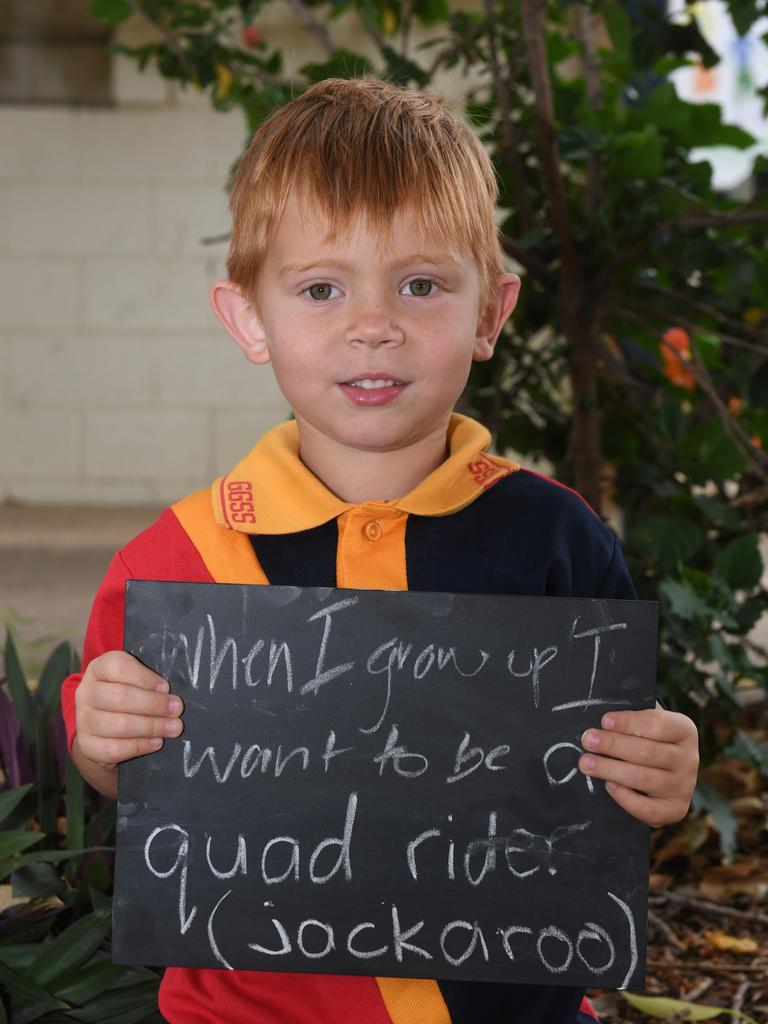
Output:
[{"xmin": 226, "ymin": 76, "xmax": 505, "ymax": 317}]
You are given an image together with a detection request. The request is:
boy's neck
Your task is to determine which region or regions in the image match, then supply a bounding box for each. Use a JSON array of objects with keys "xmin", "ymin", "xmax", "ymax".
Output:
[{"xmin": 296, "ymin": 421, "xmax": 450, "ymax": 504}]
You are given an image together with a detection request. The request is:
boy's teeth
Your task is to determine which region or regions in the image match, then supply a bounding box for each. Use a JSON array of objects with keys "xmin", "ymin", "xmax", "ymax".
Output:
[{"xmin": 350, "ymin": 379, "xmax": 397, "ymax": 389}]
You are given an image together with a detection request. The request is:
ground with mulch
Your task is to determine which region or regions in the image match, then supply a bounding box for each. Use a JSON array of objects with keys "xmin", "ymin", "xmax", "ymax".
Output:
[{"xmin": 588, "ymin": 706, "xmax": 768, "ymax": 1023}]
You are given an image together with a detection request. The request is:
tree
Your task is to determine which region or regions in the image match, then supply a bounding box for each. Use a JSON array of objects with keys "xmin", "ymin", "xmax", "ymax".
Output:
[{"xmin": 92, "ymin": 0, "xmax": 768, "ymax": 765}]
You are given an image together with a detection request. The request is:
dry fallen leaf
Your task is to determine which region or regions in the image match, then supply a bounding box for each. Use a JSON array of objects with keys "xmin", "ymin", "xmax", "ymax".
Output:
[
  {"xmin": 0, "ymin": 884, "xmax": 28, "ymax": 914},
  {"xmin": 704, "ymin": 931, "xmax": 759, "ymax": 955},
  {"xmin": 653, "ymin": 815, "xmax": 711, "ymax": 868},
  {"xmin": 699, "ymin": 860, "xmax": 768, "ymax": 902},
  {"xmin": 622, "ymin": 991, "xmax": 759, "ymax": 1022}
]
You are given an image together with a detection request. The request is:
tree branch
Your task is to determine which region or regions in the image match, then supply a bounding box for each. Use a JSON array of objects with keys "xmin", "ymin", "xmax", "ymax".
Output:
[
  {"xmin": 634, "ymin": 280, "xmax": 768, "ymax": 346},
  {"xmin": 659, "ymin": 333, "xmax": 768, "ymax": 483},
  {"xmin": 573, "ymin": 5, "xmax": 603, "ymax": 220},
  {"xmin": 127, "ymin": 0, "xmax": 197, "ymax": 80},
  {"xmin": 620, "ymin": 298, "xmax": 768, "ymax": 358},
  {"xmin": 520, "ymin": 0, "xmax": 579, "ymax": 272},
  {"xmin": 499, "ymin": 236, "xmax": 554, "ymax": 284},
  {"xmin": 596, "ymin": 206, "xmax": 768, "ymax": 291},
  {"xmin": 283, "ymin": 0, "xmax": 336, "ymax": 55},
  {"xmin": 483, "ymin": 0, "xmax": 534, "ymax": 236}
]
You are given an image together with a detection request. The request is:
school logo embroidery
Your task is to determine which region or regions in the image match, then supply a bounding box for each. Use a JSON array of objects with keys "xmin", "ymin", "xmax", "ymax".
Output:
[
  {"xmin": 467, "ymin": 456, "xmax": 502, "ymax": 486},
  {"xmin": 226, "ymin": 480, "xmax": 256, "ymax": 524}
]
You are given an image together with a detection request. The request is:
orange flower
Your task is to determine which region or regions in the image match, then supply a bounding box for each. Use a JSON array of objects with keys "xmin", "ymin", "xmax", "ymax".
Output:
[
  {"xmin": 751, "ymin": 436, "xmax": 763, "ymax": 449},
  {"xmin": 660, "ymin": 327, "xmax": 695, "ymax": 389},
  {"xmin": 727, "ymin": 395, "xmax": 743, "ymax": 416}
]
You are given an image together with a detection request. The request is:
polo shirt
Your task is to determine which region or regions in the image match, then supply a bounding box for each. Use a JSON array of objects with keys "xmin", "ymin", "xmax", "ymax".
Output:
[{"xmin": 62, "ymin": 413, "xmax": 634, "ymax": 1023}]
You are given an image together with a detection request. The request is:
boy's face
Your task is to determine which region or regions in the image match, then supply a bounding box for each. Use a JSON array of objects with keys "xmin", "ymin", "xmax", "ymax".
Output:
[{"xmin": 213, "ymin": 189, "xmax": 519, "ymax": 471}]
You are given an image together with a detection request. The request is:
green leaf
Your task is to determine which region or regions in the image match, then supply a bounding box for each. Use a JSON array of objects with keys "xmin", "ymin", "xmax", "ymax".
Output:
[
  {"xmin": 0, "ymin": 784, "xmax": 34, "ymax": 825},
  {"xmin": 299, "ymin": 48, "xmax": 374, "ymax": 84},
  {"xmin": 61, "ymin": 981, "xmax": 161, "ymax": 1022},
  {"xmin": 659, "ymin": 579, "xmax": 709, "ymax": 621},
  {"xmin": 0, "ymin": 846, "xmax": 112, "ymax": 877},
  {"xmin": 28, "ymin": 906, "xmax": 112, "ymax": 988},
  {"xmin": 613, "ymin": 125, "xmax": 663, "ymax": 178},
  {"xmin": 727, "ymin": 730, "xmax": 768, "ymax": 774},
  {"xmin": 622, "ymin": 990, "xmax": 759, "ymax": 1022},
  {"xmin": 3, "ymin": 631, "xmax": 36, "ymax": 746},
  {"xmin": 89, "ymin": 0, "xmax": 133, "ymax": 25},
  {"xmin": 715, "ymin": 534, "xmax": 762, "ymax": 590},
  {"xmin": 11, "ymin": 862, "xmax": 67, "ymax": 900},
  {"xmin": 603, "ymin": 1, "xmax": 632, "ymax": 60},
  {"xmin": 0, "ymin": 831, "xmax": 45, "ymax": 861},
  {"xmin": 633, "ymin": 516, "xmax": 705, "ymax": 571},
  {"xmin": 66, "ymin": 752, "xmax": 86, "ymax": 851},
  {"xmin": 412, "ymin": 0, "xmax": 450, "ymax": 26},
  {"xmin": 52, "ymin": 957, "xmax": 128, "ymax": 1003},
  {"xmin": 693, "ymin": 781, "xmax": 737, "ymax": 863},
  {"xmin": 36, "ymin": 713, "xmax": 59, "ymax": 841},
  {"xmin": 0, "ymin": 962, "xmax": 68, "ymax": 1012},
  {"xmin": 0, "ymin": 944, "xmax": 41, "ymax": 971},
  {"xmin": 36, "ymin": 641, "xmax": 77, "ymax": 715}
]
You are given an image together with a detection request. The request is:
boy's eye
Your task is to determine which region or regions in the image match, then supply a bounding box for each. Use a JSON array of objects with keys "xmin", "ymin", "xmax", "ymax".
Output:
[
  {"xmin": 302, "ymin": 278, "xmax": 439, "ymax": 302},
  {"xmin": 404, "ymin": 278, "xmax": 437, "ymax": 297},
  {"xmin": 305, "ymin": 282, "xmax": 337, "ymax": 301}
]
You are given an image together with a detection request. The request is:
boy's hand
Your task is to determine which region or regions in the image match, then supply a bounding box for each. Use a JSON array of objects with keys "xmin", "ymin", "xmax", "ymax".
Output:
[
  {"xmin": 578, "ymin": 704, "xmax": 699, "ymax": 827},
  {"xmin": 75, "ymin": 651, "xmax": 184, "ymax": 773}
]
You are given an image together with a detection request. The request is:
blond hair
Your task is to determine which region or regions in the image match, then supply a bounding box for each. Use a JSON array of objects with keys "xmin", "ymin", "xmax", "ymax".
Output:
[{"xmin": 226, "ymin": 76, "xmax": 504, "ymax": 316}]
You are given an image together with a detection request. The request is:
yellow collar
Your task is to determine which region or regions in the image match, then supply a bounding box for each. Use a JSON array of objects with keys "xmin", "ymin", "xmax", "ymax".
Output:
[{"xmin": 212, "ymin": 413, "xmax": 518, "ymax": 535}]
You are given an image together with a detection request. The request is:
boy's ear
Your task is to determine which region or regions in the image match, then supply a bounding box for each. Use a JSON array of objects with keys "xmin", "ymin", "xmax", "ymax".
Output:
[
  {"xmin": 473, "ymin": 273, "xmax": 521, "ymax": 361},
  {"xmin": 210, "ymin": 280, "xmax": 270, "ymax": 365}
]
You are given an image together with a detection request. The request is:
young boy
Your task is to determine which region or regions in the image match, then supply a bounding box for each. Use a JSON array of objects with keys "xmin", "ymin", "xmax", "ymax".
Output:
[{"xmin": 61, "ymin": 76, "xmax": 699, "ymax": 1024}]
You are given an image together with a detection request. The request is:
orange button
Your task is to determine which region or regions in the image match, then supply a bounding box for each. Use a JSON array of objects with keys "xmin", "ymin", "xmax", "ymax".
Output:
[{"xmin": 364, "ymin": 520, "xmax": 382, "ymax": 541}]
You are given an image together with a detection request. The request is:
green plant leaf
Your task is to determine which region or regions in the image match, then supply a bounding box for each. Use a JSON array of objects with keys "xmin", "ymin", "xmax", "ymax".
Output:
[
  {"xmin": 36, "ymin": 641, "xmax": 77, "ymax": 715},
  {"xmin": 693, "ymin": 781, "xmax": 737, "ymax": 863},
  {"xmin": 35, "ymin": 713, "xmax": 59, "ymax": 841},
  {"xmin": 3, "ymin": 631, "xmax": 36, "ymax": 746},
  {"xmin": 726, "ymin": 730, "xmax": 768, "ymax": 774},
  {"xmin": 622, "ymin": 990, "xmax": 759, "ymax": 1022},
  {"xmin": 89, "ymin": 0, "xmax": 133, "ymax": 24},
  {"xmin": 52, "ymin": 957, "xmax": 128, "ymax": 1003},
  {"xmin": 715, "ymin": 534, "xmax": 762, "ymax": 590},
  {"xmin": 59, "ymin": 981, "xmax": 161, "ymax": 1022},
  {"xmin": 0, "ymin": 831, "xmax": 45, "ymax": 861},
  {"xmin": 0, "ymin": 962, "xmax": 68, "ymax": 1012},
  {"xmin": 28, "ymin": 906, "xmax": 112, "ymax": 988},
  {"xmin": 66, "ymin": 753, "xmax": 85, "ymax": 851},
  {"xmin": 633, "ymin": 516, "xmax": 705, "ymax": 572},
  {"xmin": 0, "ymin": 784, "xmax": 34, "ymax": 825},
  {"xmin": 659, "ymin": 579, "xmax": 710, "ymax": 622},
  {"xmin": 11, "ymin": 862, "xmax": 67, "ymax": 900},
  {"xmin": 0, "ymin": 944, "xmax": 41, "ymax": 971}
]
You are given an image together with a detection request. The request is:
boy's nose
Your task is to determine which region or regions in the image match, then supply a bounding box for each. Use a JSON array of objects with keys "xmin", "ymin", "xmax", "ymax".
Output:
[{"xmin": 344, "ymin": 301, "xmax": 405, "ymax": 348}]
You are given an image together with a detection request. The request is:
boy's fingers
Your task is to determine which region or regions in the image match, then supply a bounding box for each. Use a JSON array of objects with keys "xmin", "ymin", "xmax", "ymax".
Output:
[
  {"xmin": 603, "ymin": 782, "xmax": 682, "ymax": 829},
  {"xmin": 83, "ymin": 708, "xmax": 184, "ymax": 740},
  {"xmin": 92, "ymin": 651, "xmax": 169, "ymax": 692},
  {"xmin": 88, "ymin": 681, "xmax": 183, "ymax": 719},
  {"xmin": 578, "ymin": 754, "xmax": 675, "ymax": 799},
  {"xmin": 79, "ymin": 734, "xmax": 166, "ymax": 767},
  {"xmin": 601, "ymin": 707, "xmax": 695, "ymax": 744},
  {"xmin": 581, "ymin": 729, "xmax": 681, "ymax": 771}
]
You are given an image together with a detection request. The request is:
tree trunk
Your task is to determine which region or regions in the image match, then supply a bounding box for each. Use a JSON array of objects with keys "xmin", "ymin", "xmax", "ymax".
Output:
[{"xmin": 562, "ymin": 285, "xmax": 602, "ymax": 514}]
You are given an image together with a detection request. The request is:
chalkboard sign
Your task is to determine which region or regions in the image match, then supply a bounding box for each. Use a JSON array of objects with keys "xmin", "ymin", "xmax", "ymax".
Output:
[{"xmin": 114, "ymin": 582, "xmax": 657, "ymax": 989}]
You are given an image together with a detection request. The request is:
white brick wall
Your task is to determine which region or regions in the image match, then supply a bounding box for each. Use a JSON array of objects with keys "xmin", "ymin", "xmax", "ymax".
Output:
[
  {"xmin": 0, "ymin": 51, "xmax": 287, "ymax": 504},
  {"xmin": 0, "ymin": 6, "xmax": 482, "ymax": 506}
]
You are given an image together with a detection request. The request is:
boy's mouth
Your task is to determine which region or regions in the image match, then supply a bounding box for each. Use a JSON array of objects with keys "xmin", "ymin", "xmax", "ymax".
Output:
[
  {"xmin": 343, "ymin": 377, "xmax": 404, "ymax": 390},
  {"xmin": 338, "ymin": 375, "xmax": 408, "ymax": 406}
]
